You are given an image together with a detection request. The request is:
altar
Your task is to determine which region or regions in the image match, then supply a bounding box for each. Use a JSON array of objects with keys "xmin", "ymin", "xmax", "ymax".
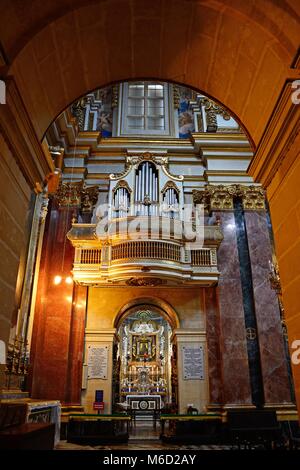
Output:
[
  {"xmin": 117, "ymin": 310, "xmax": 172, "ymax": 407},
  {"xmin": 126, "ymin": 394, "xmax": 162, "ymax": 411}
]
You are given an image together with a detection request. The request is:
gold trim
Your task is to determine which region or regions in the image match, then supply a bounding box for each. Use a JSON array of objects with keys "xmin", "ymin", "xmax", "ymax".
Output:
[{"xmin": 193, "ymin": 184, "xmax": 266, "ymax": 211}]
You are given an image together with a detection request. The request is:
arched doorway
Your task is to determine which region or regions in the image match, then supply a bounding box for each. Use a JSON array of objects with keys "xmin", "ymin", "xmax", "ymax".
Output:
[{"xmin": 113, "ymin": 303, "xmax": 178, "ymax": 417}]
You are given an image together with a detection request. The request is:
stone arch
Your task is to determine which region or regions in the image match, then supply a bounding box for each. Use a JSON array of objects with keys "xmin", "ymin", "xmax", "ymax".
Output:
[
  {"xmin": 2, "ymin": 0, "xmax": 298, "ymax": 145},
  {"xmin": 113, "ymin": 297, "xmax": 180, "ymax": 330}
]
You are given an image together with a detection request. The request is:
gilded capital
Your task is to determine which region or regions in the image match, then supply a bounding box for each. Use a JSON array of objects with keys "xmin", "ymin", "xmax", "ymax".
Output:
[
  {"xmin": 54, "ymin": 182, "xmax": 99, "ymax": 213},
  {"xmin": 193, "ymin": 185, "xmax": 234, "ymax": 211},
  {"xmin": 193, "ymin": 184, "xmax": 266, "ymax": 212},
  {"xmin": 234, "ymin": 185, "xmax": 266, "ymax": 211}
]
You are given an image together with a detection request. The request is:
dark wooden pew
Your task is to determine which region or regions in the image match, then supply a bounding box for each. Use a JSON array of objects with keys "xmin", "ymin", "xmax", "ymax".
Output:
[
  {"xmin": 67, "ymin": 413, "xmax": 131, "ymax": 444},
  {"xmin": 0, "ymin": 403, "xmax": 55, "ymax": 450},
  {"xmin": 226, "ymin": 409, "xmax": 282, "ymax": 449}
]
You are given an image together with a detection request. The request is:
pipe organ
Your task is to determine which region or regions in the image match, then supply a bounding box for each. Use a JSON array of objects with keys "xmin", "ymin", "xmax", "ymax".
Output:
[
  {"xmin": 68, "ymin": 152, "xmax": 223, "ymax": 286},
  {"xmin": 162, "ymin": 185, "xmax": 179, "ymax": 219},
  {"xmin": 134, "ymin": 161, "xmax": 159, "ymax": 216},
  {"xmin": 108, "ymin": 153, "xmax": 184, "ymax": 220},
  {"xmin": 113, "ymin": 184, "xmax": 131, "ymax": 219}
]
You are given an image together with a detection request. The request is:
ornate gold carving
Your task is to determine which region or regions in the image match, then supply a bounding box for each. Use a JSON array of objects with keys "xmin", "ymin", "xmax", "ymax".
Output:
[
  {"xmin": 71, "ymin": 97, "xmax": 86, "ymax": 131},
  {"xmin": 269, "ymin": 261, "xmax": 287, "ymax": 338},
  {"xmin": 112, "ymin": 180, "xmax": 132, "ymax": 194},
  {"xmin": 235, "ymin": 185, "xmax": 266, "ymax": 211},
  {"xmin": 54, "ymin": 182, "xmax": 99, "ymax": 213},
  {"xmin": 54, "ymin": 182, "xmax": 82, "ymax": 206},
  {"xmin": 193, "ymin": 185, "xmax": 234, "ymax": 211},
  {"xmin": 173, "ymin": 86, "xmax": 180, "ymax": 109},
  {"xmin": 161, "ymin": 181, "xmax": 180, "ymax": 194},
  {"xmin": 112, "ymin": 84, "xmax": 119, "ymax": 108},
  {"xmin": 200, "ymin": 97, "xmax": 231, "ymax": 132},
  {"xmin": 143, "ymin": 195, "xmax": 151, "ymax": 206},
  {"xmin": 193, "ymin": 184, "xmax": 266, "ymax": 212},
  {"xmin": 126, "ymin": 277, "xmax": 165, "ymax": 287},
  {"xmin": 110, "ymin": 153, "xmax": 183, "ymax": 181},
  {"xmin": 81, "ymin": 186, "xmax": 99, "ymax": 213}
]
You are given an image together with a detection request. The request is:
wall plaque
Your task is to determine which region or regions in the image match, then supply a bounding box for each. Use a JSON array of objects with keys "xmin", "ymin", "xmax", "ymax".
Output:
[
  {"xmin": 87, "ymin": 345, "xmax": 108, "ymax": 379},
  {"xmin": 182, "ymin": 345, "xmax": 204, "ymax": 380}
]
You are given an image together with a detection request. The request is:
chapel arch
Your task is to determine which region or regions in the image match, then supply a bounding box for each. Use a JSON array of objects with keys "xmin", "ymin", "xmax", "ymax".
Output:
[{"xmin": 113, "ymin": 297, "xmax": 180, "ymax": 331}]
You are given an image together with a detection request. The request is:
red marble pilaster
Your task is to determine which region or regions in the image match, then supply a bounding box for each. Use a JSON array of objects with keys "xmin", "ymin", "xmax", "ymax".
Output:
[
  {"xmin": 65, "ymin": 284, "xmax": 87, "ymax": 404},
  {"xmin": 217, "ymin": 212, "xmax": 252, "ymax": 405},
  {"xmin": 244, "ymin": 211, "xmax": 291, "ymax": 404},
  {"xmin": 30, "ymin": 202, "xmax": 86, "ymax": 404},
  {"xmin": 204, "ymin": 287, "xmax": 223, "ymax": 407}
]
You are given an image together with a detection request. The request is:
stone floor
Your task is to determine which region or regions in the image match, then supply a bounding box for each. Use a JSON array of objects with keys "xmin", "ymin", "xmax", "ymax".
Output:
[
  {"xmin": 56, "ymin": 440, "xmax": 231, "ymax": 450},
  {"xmin": 56, "ymin": 421, "xmax": 231, "ymax": 450}
]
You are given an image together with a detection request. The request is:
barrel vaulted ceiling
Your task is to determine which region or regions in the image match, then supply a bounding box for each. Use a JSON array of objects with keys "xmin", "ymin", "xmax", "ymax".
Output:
[{"xmin": 0, "ymin": 0, "xmax": 299, "ymax": 145}]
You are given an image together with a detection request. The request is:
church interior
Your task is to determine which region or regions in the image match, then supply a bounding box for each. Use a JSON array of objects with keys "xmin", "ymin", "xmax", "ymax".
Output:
[{"xmin": 0, "ymin": 0, "xmax": 300, "ymax": 451}]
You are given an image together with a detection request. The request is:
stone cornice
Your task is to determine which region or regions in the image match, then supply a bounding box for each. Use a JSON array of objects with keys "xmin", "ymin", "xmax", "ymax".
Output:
[
  {"xmin": 248, "ymin": 81, "xmax": 300, "ymax": 188},
  {"xmin": 0, "ymin": 77, "xmax": 54, "ymax": 191},
  {"xmin": 193, "ymin": 184, "xmax": 266, "ymax": 211}
]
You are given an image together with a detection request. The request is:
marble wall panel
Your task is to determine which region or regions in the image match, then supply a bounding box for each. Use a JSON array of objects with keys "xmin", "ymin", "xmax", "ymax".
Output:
[
  {"xmin": 245, "ymin": 211, "xmax": 291, "ymax": 404},
  {"xmin": 217, "ymin": 211, "xmax": 252, "ymax": 405},
  {"xmin": 30, "ymin": 205, "xmax": 86, "ymax": 403},
  {"xmin": 204, "ymin": 287, "xmax": 223, "ymax": 406}
]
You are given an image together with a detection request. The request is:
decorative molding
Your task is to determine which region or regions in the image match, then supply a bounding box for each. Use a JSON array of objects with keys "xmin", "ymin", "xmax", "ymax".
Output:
[
  {"xmin": 200, "ymin": 97, "xmax": 231, "ymax": 132},
  {"xmin": 112, "ymin": 84, "xmax": 119, "ymax": 108},
  {"xmin": 81, "ymin": 186, "xmax": 99, "ymax": 213},
  {"xmin": 110, "ymin": 152, "xmax": 183, "ymax": 181},
  {"xmin": 291, "ymin": 47, "xmax": 300, "ymax": 69},
  {"xmin": 236, "ymin": 185, "xmax": 265, "ymax": 211},
  {"xmin": 173, "ymin": 85, "xmax": 180, "ymax": 109},
  {"xmin": 126, "ymin": 277, "xmax": 166, "ymax": 287},
  {"xmin": 71, "ymin": 97, "xmax": 86, "ymax": 131},
  {"xmin": 112, "ymin": 179, "xmax": 132, "ymax": 194},
  {"xmin": 193, "ymin": 185, "xmax": 235, "ymax": 211},
  {"xmin": 0, "ymin": 78, "xmax": 54, "ymax": 190},
  {"xmin": 248, "ymin": 81, "xmax": 300, "ymax": 188},
  {"xmin": 40, "ymin": 194, "xmax": 49, "ymax": 220},
  {"xmin": 54, "ymin": 182, "xmax": 99, "ymax": 213},
  {"xmin": 54, "ymin": 181, "xmax": 82, "ymax": 206},
  {"xmin": 193, "ymin": 184, "xmax": 266, "ymax": 211},
  {"xmin": 161, "ymin": 181, "xmax": 180, "ymax": 194}
]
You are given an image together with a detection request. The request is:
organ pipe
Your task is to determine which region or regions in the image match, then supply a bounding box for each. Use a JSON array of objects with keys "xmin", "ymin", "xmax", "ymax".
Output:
[{"xmin": 146, "ymin": 161, "xmax": 149, "ymax": 196}]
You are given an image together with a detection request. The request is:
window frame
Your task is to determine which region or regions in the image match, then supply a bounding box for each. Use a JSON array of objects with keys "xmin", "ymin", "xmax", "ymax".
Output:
[{"xmin": 120, "ymin": 82, "xmax": 171, "ymax": 136}]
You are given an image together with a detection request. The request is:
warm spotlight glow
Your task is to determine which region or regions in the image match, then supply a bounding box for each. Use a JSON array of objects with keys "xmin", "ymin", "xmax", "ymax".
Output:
[
  {"xmin": 54, "ymin": 275, "xmax": 62, "ymax": 285},
  {"xmin": 65, "ymin": 276, "xmax": 73, "ymax": 284},
  {"xmin": 66, "ymin": 296, "xmax": 72, "ymax": 303}
]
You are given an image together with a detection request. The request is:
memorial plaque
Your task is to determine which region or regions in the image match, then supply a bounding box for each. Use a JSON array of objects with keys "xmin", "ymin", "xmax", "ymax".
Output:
[
  {"xmin": 182, "ymin": 345, "xmax": 204, "ymax": 380},
  {"xmin": 87, "ymin": 345, "xmax": 108, "ymax": 379}
]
